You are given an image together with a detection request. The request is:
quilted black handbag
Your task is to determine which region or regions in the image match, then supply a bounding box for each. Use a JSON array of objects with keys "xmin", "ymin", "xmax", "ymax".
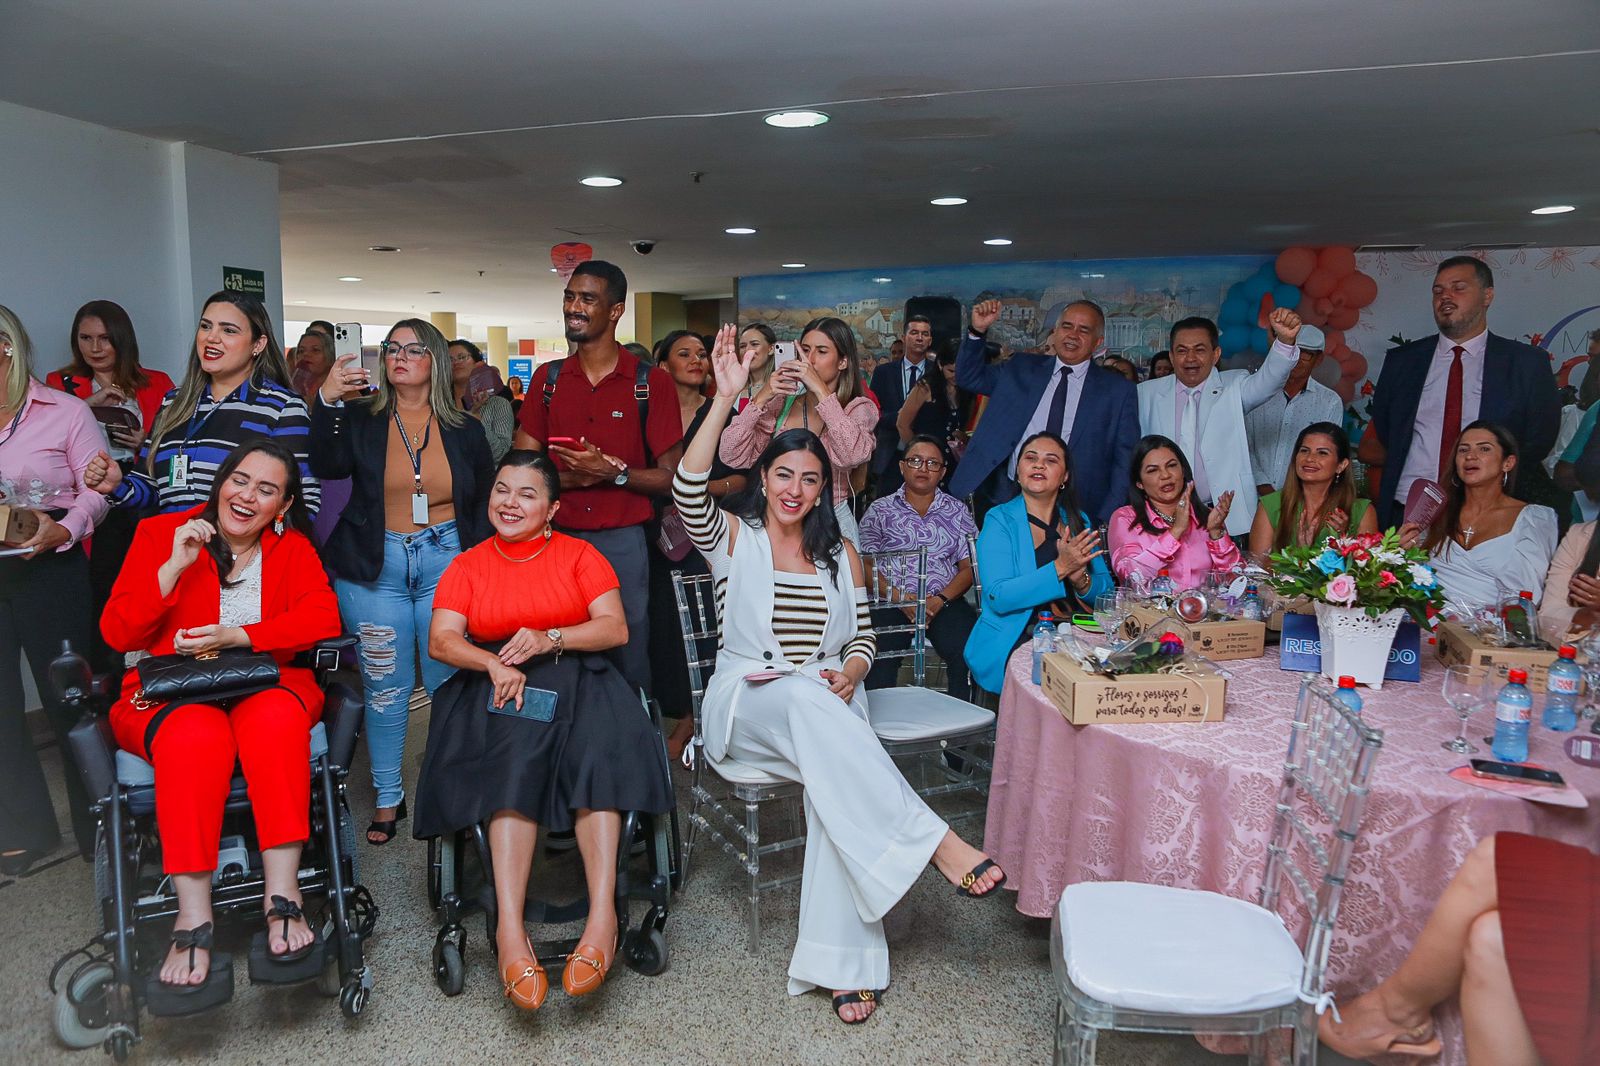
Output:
[{"xmin": 133, "ymin": 649, "xmax": 280, "ymax": 710}]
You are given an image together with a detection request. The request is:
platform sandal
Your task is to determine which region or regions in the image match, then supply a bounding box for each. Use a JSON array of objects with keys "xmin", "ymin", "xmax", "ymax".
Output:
[
  {"xmin": 265, "ymin": 896, "xmax": 317, "ymax": 963},
  {"xmin": 832, "ymin": 988, "xmax": 882, "ymax": 1024},
  {"xmin": 161, "ymin": 923, "xmax": 214, "ymax": 988},
  {"xmin": 366, "ymin": 798, "xmax": 407, "ymax": 846}
]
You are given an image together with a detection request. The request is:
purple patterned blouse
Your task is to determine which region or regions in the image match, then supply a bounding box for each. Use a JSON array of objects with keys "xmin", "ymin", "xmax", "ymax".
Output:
[{"xmin": 858, "ymin": 487, "xmax": 978, "ymax": 595}]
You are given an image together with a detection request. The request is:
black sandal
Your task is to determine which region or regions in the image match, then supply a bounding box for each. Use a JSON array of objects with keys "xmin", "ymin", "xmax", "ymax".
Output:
[
  {"xmin": 163, "ymin": 922, "xmax": 214, "ymax": 989},
  {"xmin": 366, "ymin": 798, "xmax": 407, "ymax": 846},
  {"xmin": 955, "ymin": 858, "xmax": 1007, "ymax": 898},
  {"xmin": 832, "ymin": 988, "xmax": 882, "ymax": 1024},
  {"xmin": 0, "ymin": 849, "xmax": 39, "ymax": 877},
  {"xmin": 265, "ymin": 896, "xmax": 317, "ymax": 963}
]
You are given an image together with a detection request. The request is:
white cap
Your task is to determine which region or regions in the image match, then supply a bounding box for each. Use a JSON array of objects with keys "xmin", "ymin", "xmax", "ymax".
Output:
[{"xmin": 1297, "ymin": 325, "xmax": 1326, "ymax": 350}]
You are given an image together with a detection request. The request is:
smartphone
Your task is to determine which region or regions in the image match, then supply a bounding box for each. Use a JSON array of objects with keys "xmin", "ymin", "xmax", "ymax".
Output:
[
  {"xmin": 1469, "ymin": 759, "xmax": 1565, "ymax": 787},
  {"xmin": 489, "ymin": 684, "xmax": 558, "ymax": 722},
  {"xmin": 546, "ymin": 436, "xmax": 584, "ymax": 450},
  {"xmin": 334, "ymin": 322, "xmax": 379, "ymax": 394},
  {"xmin": 772, "ymin": 341, "xmax": 798, "ymax": 368}
]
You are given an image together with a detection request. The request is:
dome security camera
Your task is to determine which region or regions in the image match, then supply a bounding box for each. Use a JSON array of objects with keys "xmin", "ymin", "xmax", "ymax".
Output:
[{"xmin": 630, "ymin": 240, "xmax": 656, "ymax": 255}]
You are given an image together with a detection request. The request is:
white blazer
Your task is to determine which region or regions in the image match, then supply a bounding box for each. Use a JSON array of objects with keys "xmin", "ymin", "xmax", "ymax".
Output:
[{"xmin": 1137, "ymin": 340, "xmax": 1299, "ymax": 537}]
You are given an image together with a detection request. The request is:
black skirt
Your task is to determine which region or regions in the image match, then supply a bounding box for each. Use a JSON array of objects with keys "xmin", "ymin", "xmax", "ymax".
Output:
[{"xmin": 412, "ymin": 651, "xmax": 675, "ymax": 839}]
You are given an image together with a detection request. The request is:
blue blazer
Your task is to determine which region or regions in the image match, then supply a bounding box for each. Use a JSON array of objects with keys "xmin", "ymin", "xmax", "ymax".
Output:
[
  {"xmin": 949, "ymin": 335, "xmax": 1138, "ymax": 523},
  {"xmin": 965, "ymin": 495, "xmax": 1114, "ymax": 695},
  {"xmin": 1369, "ymin": 332, "xmax": 1560, "ymax": 526}
]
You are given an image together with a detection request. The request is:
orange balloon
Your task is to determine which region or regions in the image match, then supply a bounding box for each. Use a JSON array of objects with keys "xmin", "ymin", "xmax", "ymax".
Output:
[
  {"xmin": 1327, "ymin": 306, "xmax": 1360, "ymax": 331},
  {"xmin": 1275, "ymin": 247, "xmax": 1318, "ymax": 286},
  {"xmin": 1297, "ymin": 289, "xmax": 1319, "ymax": 312},
  {"xmin": 1329, "ymin": 291, "xmax": 1348, "ymax": 309},
  {"xmin": 1317, "ymin": 246, "xmax": 1357, "ymax": 277},
  {"xmin": 1300, "ymin": 307, "xmax": 1328, "ymax": 327},
  {"xmin": 1338, "ymin": 271, "xmax": 1379, "ymax": 309},
  {"xmin": 1314, "ymin": 297, "xmax": 1335, "ymax": 316},
  {"xmin": 1303, "ymin": 269, "xmax": 1338, "ymax": 298},
  {"xmin": 1324, "ymin": 329, "xmax": 1346, "ymax": 350}
]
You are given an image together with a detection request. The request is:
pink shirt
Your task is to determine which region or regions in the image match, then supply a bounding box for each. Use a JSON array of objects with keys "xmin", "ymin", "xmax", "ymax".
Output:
[
  {"xmin": 1108, "ymin": 503, "xmax": 1241, "ymax": 589},
  {"xmin": 718, "ymin": 391, "xmax": 876, "ymax": 504},
  {"xmin": 0, "ymin": 379, "xmax": 110, "ymax": 548}
]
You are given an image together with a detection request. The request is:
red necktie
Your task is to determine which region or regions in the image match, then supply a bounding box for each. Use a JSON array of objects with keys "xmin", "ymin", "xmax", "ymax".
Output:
[{"xmin": 1438, "ymin": 345, "xmax": 1465, "ymax": 480}]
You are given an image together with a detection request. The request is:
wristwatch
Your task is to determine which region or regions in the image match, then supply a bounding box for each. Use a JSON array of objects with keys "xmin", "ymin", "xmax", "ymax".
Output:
[
  {"xmin": 612, "ymin": 463, "xmax": 630, "ymax": 486},
  {"xmin": 546, "ymin": 628, "xmax": 564, "ymax": 662}
]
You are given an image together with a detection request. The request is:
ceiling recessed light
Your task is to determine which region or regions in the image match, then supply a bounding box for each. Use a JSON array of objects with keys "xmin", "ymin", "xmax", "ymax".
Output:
[
  {"xmin": 291, "ymin": 300, "xmax": 308, "ymax": 305},
  {"xmin": 337, "ymin": 276, "xmax": 363, "ymax": 282},
  {"xmin": 368, "ymin": 244, "xmax": 400, "ymax": 253},
  {"xmin": 763, "ymin": 110, "xmax": 829, "ymax": 129},
  {"xmin": 580, "ymin": 175, "xmax": 624, "ymax": 187},
  {"xmin": 983, "ymin": 238, "xmax": 1013, "ymax": 246},
  {"xmin": 930, "ymin": 197, "xmax": 968, "ymax": 206},
  {"xmin": 781, "ymin": 262, "xmax": 807, "ymax": 268},
  {"xmin": 725, "ymin": 227, "xmax": 758, "ymax": 235},
  {"xmin": 1531, "ymin": 204, "xmax": 1576, "ymax": 215},
  {"xmin": 872, "ymin": 276, "xmax": 893, "ymax": 284}
]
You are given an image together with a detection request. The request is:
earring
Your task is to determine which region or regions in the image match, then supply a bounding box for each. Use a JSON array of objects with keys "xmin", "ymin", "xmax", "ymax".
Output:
[
  {"xmin": 273, "ymin": 513, "xmax": 285, "ymax": 535},
  {"xmin": 543, "ymin": 525, "xmax": 553, "ymax": 541}
]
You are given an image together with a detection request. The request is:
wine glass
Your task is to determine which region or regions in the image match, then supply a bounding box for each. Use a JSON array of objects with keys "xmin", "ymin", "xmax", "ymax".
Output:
[
  {"xmin": 1094, "ymin": 591, "xmax": 1127, "ymax": 642},
  {"xmin": 1440, "ymin": 665, "xmax": 1486, "ymax": 754}
]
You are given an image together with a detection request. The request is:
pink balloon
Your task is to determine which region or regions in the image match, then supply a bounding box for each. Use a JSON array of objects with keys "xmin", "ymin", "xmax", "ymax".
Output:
[
  {"xmin": 1327, "ymin": 305, "xmax": 1360, "ymax": 331},
  {"xmin": 549, "ymin": 241, "xmax": 593, "ymax": 282},
  {"xmin": 1275, "ymin": 247, "xmax": 1318, "ymax": 286},
  {"xmin": 1324, "ymin": 329, "xmax": 1346, "ymax": 351},
  {"xmin": 1317, "ymin": 246, "xmax": 1357, "ymax": 277},
  {"xmin": 1338, "ymin": 271, "xmax": 1379, "ymax": 309},
  {"xmin": 1303, "ymin": 269, "xmax": 1338, "ymax": 298},
  {"xmin": 1314, "ymin": 296, "xmax": 1335, "ymax": 316}
]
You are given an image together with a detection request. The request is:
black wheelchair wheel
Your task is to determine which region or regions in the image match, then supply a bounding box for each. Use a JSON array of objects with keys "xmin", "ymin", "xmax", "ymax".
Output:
[
  {"xmin": 339, "ymin": 982, "xmax": 368, "ymax": 1018},
  {"xmin": 110, "ymin": 1030, "xmax": 134, "ymax": 1062},
  {"xmin": 623, "ymin": 927, "xmax": 669, "ymax": 976},
  {"xmin": 432, "ymin": 935, "xmax": 465, "ymax": 997}
]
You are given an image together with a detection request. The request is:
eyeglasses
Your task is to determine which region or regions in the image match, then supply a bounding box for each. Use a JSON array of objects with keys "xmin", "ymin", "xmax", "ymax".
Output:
[
  {"xmin": 380, "ymin": 342, "xmax": 432, "ymax": 361},
  {"xmin": 901, "ymin": 456, "xmax": 945, "ymax": 471}
]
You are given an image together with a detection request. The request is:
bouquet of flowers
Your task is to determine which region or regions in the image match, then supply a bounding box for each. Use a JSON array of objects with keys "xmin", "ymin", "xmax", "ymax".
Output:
[{"xmin": 1265, "ymin": 529, "xmax": 1444, "ymax": 626}]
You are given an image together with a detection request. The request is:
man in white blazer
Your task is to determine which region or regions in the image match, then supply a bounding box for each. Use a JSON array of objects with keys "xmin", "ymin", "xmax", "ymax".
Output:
[{"xmin": 1137, "ymin": 307, "xmax": 1304, "ymax": 537}]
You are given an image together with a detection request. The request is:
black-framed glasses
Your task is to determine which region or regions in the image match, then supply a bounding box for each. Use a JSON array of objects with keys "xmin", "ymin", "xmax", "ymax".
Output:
[
  {"xmin": 380, "ymin": 341, "xmax": 432, "ymax": 361},
  {"xmin": 901, "ymin": 456, "xmax": 945, "ymax": 470}
]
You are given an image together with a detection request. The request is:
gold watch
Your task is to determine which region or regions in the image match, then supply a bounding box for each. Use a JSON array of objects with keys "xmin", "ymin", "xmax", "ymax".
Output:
[{"xmin": 546, "ymin": 628, "xmax": 564, "ymax": 661}]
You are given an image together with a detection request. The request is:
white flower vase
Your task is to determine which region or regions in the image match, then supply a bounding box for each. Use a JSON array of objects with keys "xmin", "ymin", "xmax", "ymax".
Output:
[{"xmin": 1314, "ymin": 602, "xmax": 1405, "ymax": 688}]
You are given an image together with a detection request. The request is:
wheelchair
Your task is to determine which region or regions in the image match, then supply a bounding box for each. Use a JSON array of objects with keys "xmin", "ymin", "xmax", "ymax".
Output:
[
  {"xmin": 45, "ymin": 638, "xmax": 377, "ymax": 1061},
  {"xmin": 424, "ymin": 692, "xmax": 682, "ymax": 996}
]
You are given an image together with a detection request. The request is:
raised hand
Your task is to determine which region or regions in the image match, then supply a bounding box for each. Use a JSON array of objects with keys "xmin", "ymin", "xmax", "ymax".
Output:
[
  {"xmin": 83, "ymin": 450, "xmax": 123, "ymax": 496},
  {"xmin": 1268, "ymin": 307, "xmax": 1303, "ymax": 346},
  {"xmin": 320, "ymin": 353, "xmax": 371, "ymax": 405},
  {"xmin": 1207, "ymin": 490, "xmax": 1234, "ymax": 539},
  {"xmin": 709, "ymin": 323, "xmax": 755, "ymax": 397},
  {"xmin": 1169, "ymin": 483, "xmax": 1195, "ymax": 540},
  {"xmin": 1056, "ymin": 526, "xmax": 1104, "ymax": 574},
  {"xmin": 166, "ymin": 517, "xmax": 216, "ymax": 576},
  {"xmin": 971, "ymin": 299, "xmax": 1001, "ymax": 334}
]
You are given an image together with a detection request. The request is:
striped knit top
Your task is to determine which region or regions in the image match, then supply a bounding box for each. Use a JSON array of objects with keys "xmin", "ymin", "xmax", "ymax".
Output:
[
  {"xmin": 673, "ymin": 464, "xmax": 875, "ymax": 668},
  {"xmin": 112, "ymin": 378, "xmax": 320, "ymax": 515}
]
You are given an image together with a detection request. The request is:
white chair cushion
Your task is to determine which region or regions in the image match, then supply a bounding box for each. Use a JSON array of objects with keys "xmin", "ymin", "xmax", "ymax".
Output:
[
  {"xmin": 1056, "ymin": 881, "xmax": 1304, "ymax": 1015},
  {"xmin": 866, "ymin": 686, "xmax": 994, "ymax": 741},
  {"xmin": 708, "ymin": 755, "xmax": 789, "ymax": 786},
  {"xmin": 115, "ymin": 722, "xmax": 330, "ymax": 787}
]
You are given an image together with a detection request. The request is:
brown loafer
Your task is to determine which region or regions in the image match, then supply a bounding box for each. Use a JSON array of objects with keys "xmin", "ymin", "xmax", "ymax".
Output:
[
  {"xmin": 500, "ymin": 947, "xmax": 548, "ymax": 1010},
  {"xmin": 561, "ymin": 942, "xmax": 611, "ymax": 997}
]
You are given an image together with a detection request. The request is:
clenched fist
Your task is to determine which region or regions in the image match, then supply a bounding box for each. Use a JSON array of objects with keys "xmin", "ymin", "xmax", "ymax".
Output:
[
  {"xmin": 970, "ymin": 299, "xmax": 1001, "ymax": 334},
  {"xmin": 1268, "ymin": 307, "xmax": 1303, "ymax": 346}
]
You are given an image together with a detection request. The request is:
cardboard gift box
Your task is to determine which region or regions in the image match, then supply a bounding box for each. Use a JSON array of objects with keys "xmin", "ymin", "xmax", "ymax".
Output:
[
  {"xmin": 1118, "ymin": 604, "xmax": 1267, "ymax": 661},
  {"xmin": 1434, "ymin": 621, "xmax": 1581, "ymax": 694},
  {"xmin": 1040, "ymin": 651, "xmax": 1228, "ymax": 725},
  {"xmin": 0, "ymin": 505, "xmax": 41, "ymax": 547}
]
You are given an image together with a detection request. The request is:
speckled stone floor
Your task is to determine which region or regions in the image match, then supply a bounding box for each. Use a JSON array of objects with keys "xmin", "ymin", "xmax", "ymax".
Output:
[{"xmin": 1, "ymin": 698, "xmax": 1363, "ymax": 1066}]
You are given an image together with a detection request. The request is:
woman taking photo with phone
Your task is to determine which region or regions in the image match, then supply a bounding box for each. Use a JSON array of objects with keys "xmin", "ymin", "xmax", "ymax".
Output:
[
  {"xmin": 82, "ymin": 291, "xmax": 319, "ymax": 516},
  {"xmin": 414, "ymin": 450, "xmax": 672, "ymax": 1010},
  {"xmin": 719, "ymin": 316, "xmax": 876, "ymax": 545},
  {"xmin": 311, "ymin": 318, "xmax": 494, "ymax": 846},
  {"xmin": 0, "ymin": 306, "xmax": 107, "ymax": 873},
  {"xmin": 734, "ymin": 323, "xmax": 778, "ymax": 409}
]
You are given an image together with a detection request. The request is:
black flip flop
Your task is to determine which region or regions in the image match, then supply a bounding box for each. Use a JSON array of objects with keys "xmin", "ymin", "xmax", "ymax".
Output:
[
  {"xmin": 366, "ymin": 798, "xmax": 407, "ymax": 846},
  {"xmin": 264, "ymin": 896, "xmax": 318, "ymax": 963},
  {"xmin": 158, "ymin": 922, "xmax": 215, "ymax": 993},
  {"xmin": 832, "ymin": 988, "xmax": 882, "ymax": 1024},
  {"xmin": 956, "ymin": 858, "xmax": 1007, "ymax": 898}
]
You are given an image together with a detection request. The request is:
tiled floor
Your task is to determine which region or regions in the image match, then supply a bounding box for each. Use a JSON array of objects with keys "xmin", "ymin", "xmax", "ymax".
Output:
[{"xmin": 1, "ymin": 698, "xmax": 1363, "ymax": 1066}]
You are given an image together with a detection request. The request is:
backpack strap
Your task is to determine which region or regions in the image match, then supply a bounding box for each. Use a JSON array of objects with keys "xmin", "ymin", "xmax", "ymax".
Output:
[
  {"xmin": 634, "ymin": 361, "xmax": 653, "ymax": 465},
  {"xmin": 541, "ymin": 356, "xmax": 567, "ymax": 408}
]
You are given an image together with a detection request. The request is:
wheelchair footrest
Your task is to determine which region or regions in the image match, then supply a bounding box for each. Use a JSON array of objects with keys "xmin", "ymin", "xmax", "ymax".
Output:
[
  {"xmin": 145, "ymin": 952, "xmax": 234, "ymax": 1016},
  {"xmin": 247, "ymin": 931, "xmax": 329, "ymax": 985}
]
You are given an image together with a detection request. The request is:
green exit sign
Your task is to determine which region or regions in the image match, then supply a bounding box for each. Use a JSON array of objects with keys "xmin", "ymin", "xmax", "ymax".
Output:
[{"xmin": 222, "ymin": 266, "xmax": 265, "ymax": 297}]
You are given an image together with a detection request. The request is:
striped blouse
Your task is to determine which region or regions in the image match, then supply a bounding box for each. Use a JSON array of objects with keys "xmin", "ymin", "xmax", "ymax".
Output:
[{"xmin": 673, "ymin": 464, "xmax": 875, "ymax": 668}]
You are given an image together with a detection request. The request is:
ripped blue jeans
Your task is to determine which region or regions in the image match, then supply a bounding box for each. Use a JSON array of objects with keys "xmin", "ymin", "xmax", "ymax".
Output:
[{"xmin": 335, "ymin": 521, "xmax": 459, "ymax": 809}]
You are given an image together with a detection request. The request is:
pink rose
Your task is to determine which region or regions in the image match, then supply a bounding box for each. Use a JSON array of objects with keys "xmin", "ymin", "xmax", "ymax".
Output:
[
  {"xmin": 1379, "ymin": 570, "xmax": 1398, "ymax": 588},
  {"xmin": 1326, "ymin": 573, "xmax": 1358, "ymax": 605}
]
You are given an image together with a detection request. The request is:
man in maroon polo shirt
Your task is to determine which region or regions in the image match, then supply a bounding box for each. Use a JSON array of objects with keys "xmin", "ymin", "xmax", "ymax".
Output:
[{"xmin": 513, "ymin": 260, "xmax": 684, "ymax": 692}]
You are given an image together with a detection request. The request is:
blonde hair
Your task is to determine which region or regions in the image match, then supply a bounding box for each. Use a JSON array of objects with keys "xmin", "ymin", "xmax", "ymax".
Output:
[
  {"xmin": 367, "ymin": 319, "xmax": 464, "ymax": 427},
  {"xmin": 0, "ymin": 304, "xmax": 37, "ymax": 424}
]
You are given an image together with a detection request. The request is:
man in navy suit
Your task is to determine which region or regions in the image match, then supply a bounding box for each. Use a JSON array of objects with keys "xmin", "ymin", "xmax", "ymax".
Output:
[
  {"xmin": 1362, "ymin": 255, "xmax": 1561, "ymax": 527},
  {"xmin": 869, "ymin": 315, "xmax": 947, "ymax": 496},
  {"xmin": 950, "ymin": 298, "xmax": 1139, "ymax": 523}
]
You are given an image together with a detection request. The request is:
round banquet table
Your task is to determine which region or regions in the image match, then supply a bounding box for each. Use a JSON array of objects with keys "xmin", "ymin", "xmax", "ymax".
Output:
[{"xmin": 984, "ymin": 644, "xmax": 1600, "ymax": 1064}]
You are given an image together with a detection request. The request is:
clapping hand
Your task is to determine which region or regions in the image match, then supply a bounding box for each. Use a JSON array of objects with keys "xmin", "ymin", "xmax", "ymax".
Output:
[
  {"xmin": 971, "ymin": 299, "xmax": 1001, "ymax": 334},
  {"xmin": 1268, "ymin": 307, "xmax": 1303, "ymax": 346},
  {"xmin": 83, "ymin": 450, "xmax": 123, "ymax": 496},
  {"xmin": 1569, "ymin": 573, "xmax": 1600, "ymax": 610},
  {"xmin": 1206, "ymin": 490, "xmax": 1234, "ymax": 540},
  {"xmin": 1169, "ymin": 483, "xmax": 1196, "ymax": 540},
  {"xmin": 1056, "ymin": 526, "xmax": 1104, "ymax": 575}
]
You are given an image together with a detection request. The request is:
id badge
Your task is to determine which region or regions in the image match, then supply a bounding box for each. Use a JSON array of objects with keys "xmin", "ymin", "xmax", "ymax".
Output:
[
  {"xmin": 411, "ymin": 492, "xmax": 429, "ymax": 525},
  {"xmin": 169, "ymin": 454, "xmax": 190, "ymax": 489},
  {"xmin": 489, "ymin": 685, "xmax": 558, "ymax": 722}
]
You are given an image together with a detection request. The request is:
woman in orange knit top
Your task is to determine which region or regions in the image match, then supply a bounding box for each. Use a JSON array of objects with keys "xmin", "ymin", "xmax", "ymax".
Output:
[
  {"xmin": 415, "ymin": 450, "xmax": 673, "ymax": 1012},
  {"xmin": 101, "ymin": 440, "xmax": 341, "ymax": 993}
]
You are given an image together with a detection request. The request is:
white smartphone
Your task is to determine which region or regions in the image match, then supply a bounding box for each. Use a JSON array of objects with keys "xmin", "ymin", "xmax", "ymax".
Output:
[
  {"xmin": 333, "ymin": 321, "xmax": 362, "ymax": 364},
  {"xmin": 772, "ymin": 341, "xmax": 798, "ymax": 368}
]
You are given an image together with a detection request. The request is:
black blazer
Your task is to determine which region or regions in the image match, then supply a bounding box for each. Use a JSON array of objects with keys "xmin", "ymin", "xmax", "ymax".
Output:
[
  {"xmin": 309, "ymin": 397, "xmax": 495, "ymax": 582},
  {"xmin": 869, "ymin": 358, "xmax": 952, "ymax": 478},
  {"xmin": 1369, "ymin": 332, "xmax": 1561, "ymax": 526}
]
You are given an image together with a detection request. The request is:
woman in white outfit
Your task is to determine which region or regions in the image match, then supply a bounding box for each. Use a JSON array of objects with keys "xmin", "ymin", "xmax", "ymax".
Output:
[{"xmin": 674, "ymin": 324, "xmax": 1006, "ymax": 1025}]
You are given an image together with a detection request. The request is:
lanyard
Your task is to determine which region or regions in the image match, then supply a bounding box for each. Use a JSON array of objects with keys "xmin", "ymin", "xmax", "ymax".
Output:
[
  {"xmin": 778, "ymin": 392, "xmax": 810, "ymax": 431},
  {"xmin": 392, "ymin": 408, "xmax": 433, "ymax": 491},
  {"xmin": 0, "ymin": 405, "xmax": 23, "ymax": 450},
  {"xmin": 177, "ymin": 383, "xmax": 237, "ymax": 458}
]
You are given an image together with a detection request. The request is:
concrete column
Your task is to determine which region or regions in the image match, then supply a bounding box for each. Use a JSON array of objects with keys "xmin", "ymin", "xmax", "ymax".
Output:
[
  {"xmin": 429, "ymin": 311, "xmax": 457, "ymax": 337},
  {"xmin": 632, "ymin": 292, "xmax": 685, "ymax": 347},
  {"xmin": 487, "ymin": 325, "xmax": 509, "ymax": 372}
]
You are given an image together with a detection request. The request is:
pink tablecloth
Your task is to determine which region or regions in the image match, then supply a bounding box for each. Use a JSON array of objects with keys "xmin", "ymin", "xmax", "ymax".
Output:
[{"xmin": 985, "ymin": 644, "xmax": 1600, "ymax": 1063}]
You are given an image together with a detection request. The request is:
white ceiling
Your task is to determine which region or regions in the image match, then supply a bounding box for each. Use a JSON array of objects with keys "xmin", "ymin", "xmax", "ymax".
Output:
[{"xmin": 4, "ymin": 0, "xmax": 1599, "ymax": 338}]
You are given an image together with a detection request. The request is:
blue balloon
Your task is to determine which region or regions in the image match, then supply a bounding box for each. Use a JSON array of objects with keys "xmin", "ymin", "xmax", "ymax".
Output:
[
  {"xmin": 1241, "ymin": 274, "xmax": 1272, "ymax": 302},
  {"xmin": 1251, "ymin": 326, "xmax": 1272, "ymax": 351},
  {"xmin": 1221, "ymin": 326, "xmax": 1252, "ymax": 353},
  {"xmin": 1273, "ymin": 283, "xmax": 1301, "ymax": 309},
  {"xmin": 1219, "ymin": 295, "xmax": 1250, "ymax": 329}
]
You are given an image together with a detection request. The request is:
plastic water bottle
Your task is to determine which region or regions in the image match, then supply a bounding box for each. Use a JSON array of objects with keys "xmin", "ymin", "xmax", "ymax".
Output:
[
  {"xmin": 1150, "ymin": 568, "xmax": 1176, "ymax": 608},
  {"xmin": 1542, "ymin": 645, "xmax": 1581, "ymax": 732},
  {"xmin": 1491, "ymin": 668, "xmax": 1533, "ymax": 763},
  {"xmin": 1333, "ymin": 675, "xmax": 1363, "ymax": 715},
  {"xmin": 1238, "ymin": 581, "xmax": 1265, "ymax": 622},
  {"xmin": 1031, "ymin": 612, "xmax": 1057, "ymax": 686}
]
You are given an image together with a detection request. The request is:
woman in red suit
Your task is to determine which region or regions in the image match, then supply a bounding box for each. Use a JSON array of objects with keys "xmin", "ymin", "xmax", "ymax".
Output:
[{"xmin": 101, "ymin": 440, "xmax": 340, "ymax": 991}]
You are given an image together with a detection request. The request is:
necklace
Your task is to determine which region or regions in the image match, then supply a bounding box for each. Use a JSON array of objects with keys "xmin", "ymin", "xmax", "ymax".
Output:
[{"xmin": 492, "ymin": 531, "xmax": 552, "ymax": 563}]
